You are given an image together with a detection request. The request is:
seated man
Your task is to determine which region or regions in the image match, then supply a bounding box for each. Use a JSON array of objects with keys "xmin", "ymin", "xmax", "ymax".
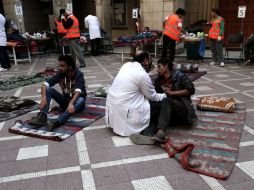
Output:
[
  {"xmin": 29, "ymin": 55, "xmax": 87, "ymax": 131},
  {"xmin": 106, "ymin": 50, "xmax": 166, "ymax": 136},
  {"xmin": 133, "ymin": 58, "xmax": 197, "ymax": 143}
]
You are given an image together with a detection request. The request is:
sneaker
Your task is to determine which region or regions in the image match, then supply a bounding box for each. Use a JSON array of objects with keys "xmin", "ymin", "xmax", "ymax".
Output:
[
  {"xmin": 79, "ymin": 64, "xmax": 86, "ymax": 68},
  {"xmin": 209, "ymin": 62, "xmax": 216, "ymax": 66},
  {"xmin": 28, "ymin": 112, "xmax": 47, "ymax": 128},
  {"xmin": 243, "ymin": 59, "xmax": 251, "ymax": 66},
  {"xmin": 47, "ymin": 119, "xmax": 61, "ymax": 132},
  {"xmin": 220, "ymin": 62, "xmax": 225, "ymax": 67}
]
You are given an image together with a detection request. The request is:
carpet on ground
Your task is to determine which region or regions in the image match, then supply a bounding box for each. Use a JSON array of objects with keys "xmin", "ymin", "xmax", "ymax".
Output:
[
  {"xmin": 9, "ymin": 97, "xmax": 106, "ymax": 141},
  {"xmin": 164, "ymin": 98, "xmax": 246, "ymax": 179},
  {"xmin": 0, "ymin": 96, "xmax": 37, "ymax": 122},
  {"xmin": 0, "ymin": 67, "xmax": 57, "ymax": 91}
]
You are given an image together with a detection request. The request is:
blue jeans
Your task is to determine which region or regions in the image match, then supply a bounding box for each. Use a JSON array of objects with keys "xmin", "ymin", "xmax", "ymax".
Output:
[{"xmin": 41, "ymin": 87, "xmax": 86, "ymax": 124}]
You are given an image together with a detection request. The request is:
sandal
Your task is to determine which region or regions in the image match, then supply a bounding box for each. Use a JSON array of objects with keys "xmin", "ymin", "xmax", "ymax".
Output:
[{"xmin": 129, "ymin": 134, "xmax": 155, "ymax": 145}]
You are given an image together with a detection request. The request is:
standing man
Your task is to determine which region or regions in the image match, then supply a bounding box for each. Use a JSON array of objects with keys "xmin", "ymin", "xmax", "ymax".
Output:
[
  {"xmin": 84, "ymin": 14, "xmax": 101, "ymax": 56},
  {"xmin": 106, "ymin": 50, "xmax": 166, "ymax": 136},
  {"xmin": 55, "ymin": 9, "xmax": 67, "ymax": 54},
  {"xmin": 208, "ymin": 8, "xmax": 225, "ymax": 67},
  {"xmin": 61, "ymin": 9, "xmax": 86, "ymax": 68},
  {"xmin": 162, "ymin": 8, "xmax": 186, "ymax": 62},
  {"xmin": 0, "ymin": 13, "xmax": 11, "ymax": 71},
  {"xmin": 28, "ymin": 55, "xmax": 87, "ymax": 131}
]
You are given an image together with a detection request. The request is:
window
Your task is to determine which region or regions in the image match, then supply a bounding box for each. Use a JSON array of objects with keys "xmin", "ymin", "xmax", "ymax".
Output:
[{"xmin": 113, "ymin": 0, "xmax": 127, "ymax": 27}]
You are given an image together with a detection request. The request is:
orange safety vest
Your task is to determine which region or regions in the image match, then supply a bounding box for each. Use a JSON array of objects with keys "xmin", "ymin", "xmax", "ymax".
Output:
[
  {"xmin": 209, "ymin": 16, "xmax": 224, "ymax": 40},
  {"xmin": 163, "ymin": 14, "xmax": 182, "ymax": 42},
  {"xmin": 55, "ymin": 18, "xmax": 67, "ymax": 34},
  {"xmin": 65, "ymin": 15, "xmax": 80, "ymax": 39}
]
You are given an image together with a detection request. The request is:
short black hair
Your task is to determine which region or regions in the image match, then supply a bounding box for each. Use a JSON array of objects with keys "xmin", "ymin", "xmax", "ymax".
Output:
[
  {"xmin": 58, "ymin": 55, "xmax": 76, "ymax": 69},
  {"xmin": 133, "ymin": 50, "xmax": 149, "ymax": 63},
  {"xmin": 144, "ymin": 26, "xmax": 149, "ymax": 30},
  {"xmin": 59, "ymin": 9, "xmax": 66, "ymax": 15},
  {"xmin": 211, "ymin": 8, "xmax": 220, "ymax": 15},
  {"xmin": 176, "ymin": 8, "xmax": 186, "ymax": 16},
  {"xmin": 157, "ymin": 58, "xmax": 174, "ymax": 71}
]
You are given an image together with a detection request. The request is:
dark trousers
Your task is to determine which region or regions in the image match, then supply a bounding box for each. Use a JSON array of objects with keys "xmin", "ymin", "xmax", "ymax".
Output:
[
  {"xmin": 142, "ymin": 97, "xmax": 189, "ymax": 135},
  {"xmin": 210, "ymin": 39, "xmax": 224, "ymax": 63},
  {"xmin": 91, "ymin": 38, "xmax": 101, "ymax": 56},
  {"xmin": 244, "ymin": 36, "xmax": 254, "ymax": 60},
  {"xmin": 161, "ymin": 35, "xmax": 176, "ymax": 62},
  {"xmin": 0, "ymin": 46, "xmax": 11, "ymax": 69}
]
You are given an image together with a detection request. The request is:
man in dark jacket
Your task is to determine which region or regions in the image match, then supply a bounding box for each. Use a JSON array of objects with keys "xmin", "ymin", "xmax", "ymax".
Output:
[
  {"xmin": 142, "ymin": 58, "xmax": 197, "ymax": 142},
  {"xmin": 29, "ymin": 55, "xmax": 87, "ymax": 131}
]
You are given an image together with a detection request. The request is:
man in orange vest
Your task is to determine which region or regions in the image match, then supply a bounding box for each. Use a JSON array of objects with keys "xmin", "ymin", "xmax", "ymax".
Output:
[
  {"xmin": 55, "ymin": 9, "xmax": 67, "ymax": 54},
  {"xmin": 208, "ymin": 8, "xmax": 225, "ymax": 67},
  {"xmin": 61, "ymin": 9, "xmax": 86, "ymax": 68},
  {"xmin": 162, "ymin": 8, "xmax": 186, "ymax": 62}
]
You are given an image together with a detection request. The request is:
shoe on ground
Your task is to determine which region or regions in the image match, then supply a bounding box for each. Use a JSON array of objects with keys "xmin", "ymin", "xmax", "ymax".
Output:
[
  {"xmin": 209, "ymin": 62, "xmax": 216, "ymax": 66},
  {"xmin": 152, "ymin": 134, "xmax": 167, "ymax": 143},
  {"xmin": 28, "ymin": 112, "xmax": 47, "ymax": 128},
  {"xmin": 79, "ymin": 64, "xmax": 86, "ymax": 68},
  {"xmin": 129, "ymin": 134, "xmax": 155, "ymax": 145},
  {"xmin": 242, "ymin": 59, "xmax": 251, "ymax": 66},
  {"xmin": 47, "ymin": 119, "xmax": 61, "ymax": 132},
  {"xmin": 220, "ymin": 62, "xmax": 225, "ymax": 67}
]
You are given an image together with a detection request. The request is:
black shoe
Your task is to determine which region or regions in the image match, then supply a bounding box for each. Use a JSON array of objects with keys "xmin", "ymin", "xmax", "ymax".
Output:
[
  {"xmin": 47, "ymin": 119, "xmax": 61, "ymax": 132},
  {"xmin": 152, "ymin": 134, "xmax": 167, "ymax": 143},
  {"xmin": 28, "ymin": 112, "xmax": 47, "ymax": 128},
  {"xmin": 79, "ymin": 64, "xmax": 86, "ymax": 68}
]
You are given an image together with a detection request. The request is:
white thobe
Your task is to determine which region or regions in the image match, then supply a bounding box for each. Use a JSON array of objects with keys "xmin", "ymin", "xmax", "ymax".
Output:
[
  {"xmin": 106, "ymin": 62, "xmax": 166, "ymax": 136},
  {"xmin": 0, "ymin": 14, "xmax": 6, "ymax": 46},
  {"xmin": 84, "ymin": 15, "xmax": 101, "ymax": 40}
]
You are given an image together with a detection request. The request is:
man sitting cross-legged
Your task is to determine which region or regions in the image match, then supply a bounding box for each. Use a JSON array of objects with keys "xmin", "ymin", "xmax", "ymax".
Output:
[
  {"xmin": 130, "ymin": 58, "xmax": 197, "ymax": 144},
  {"xmin": 29, "ymin": 55, "xmax": 87, "ymax": 131}
]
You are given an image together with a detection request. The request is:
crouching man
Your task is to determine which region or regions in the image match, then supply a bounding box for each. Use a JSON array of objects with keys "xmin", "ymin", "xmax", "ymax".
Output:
[
  {"xmin": 29, "ymin": 55, "xmax": 87, "ymax": 131},
  {"xmin": 106, "ymin": 50, "xmax": 166, "ymax": 136}
]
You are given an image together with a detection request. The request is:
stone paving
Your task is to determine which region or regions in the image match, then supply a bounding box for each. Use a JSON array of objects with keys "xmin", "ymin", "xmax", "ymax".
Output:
[{"xmin": 0, "ymin": 52, "xmax": 254, "ymax": 190}]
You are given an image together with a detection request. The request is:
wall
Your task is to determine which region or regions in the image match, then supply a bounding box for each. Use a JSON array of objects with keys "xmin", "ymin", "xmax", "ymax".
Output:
[
  {"xmin": 2, "ymin": 0, "xmax": 25, "ymax": 33},
  {"xmin": 22, "ymin": 0, "xmax": 50, "ymax": 33},
  {"xmin": 185, "ymin": 0, "xmax": 219, "ymax": 26}
]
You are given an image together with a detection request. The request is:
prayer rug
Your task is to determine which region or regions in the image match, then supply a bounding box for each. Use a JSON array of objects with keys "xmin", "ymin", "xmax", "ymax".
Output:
[
  {"xmin": 0, "ymin": 68, "xmax": 57, "ymax": 91},
  {"xmin": 164, "ymin": 98, "xmax": 246, "ymax": 179},
  {"xmin": 0, "ymin": 96, "xmax": 37, "ymax": 122},
  {"xmin": 8, "ymin": 97, "xmax": 106, "ymax": 141},
  {"xmin": 0, "ymin": 104, "xmax": 38, "ymax": 122}
]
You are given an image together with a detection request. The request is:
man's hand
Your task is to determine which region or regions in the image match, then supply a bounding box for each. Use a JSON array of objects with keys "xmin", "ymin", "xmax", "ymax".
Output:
[
  {"xmin": 165, "ymin": 88, "xmax": 175, "ymax": 96},
  {"xmin": 67, "ymin": 103, "xmax": 75, "ymax": 113},
  {"xmin": 39, "ymin": 98, "xmax": 47, "ymax": 110},
  {"xmin": 218, "ymin": 36, "xmax": 222, "ymax": 41}
]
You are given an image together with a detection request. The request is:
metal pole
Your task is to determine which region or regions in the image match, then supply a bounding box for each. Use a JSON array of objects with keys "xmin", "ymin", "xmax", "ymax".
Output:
[{"xmin": 241, "ymin": 18, "xmax": 243, "ymax": 34}]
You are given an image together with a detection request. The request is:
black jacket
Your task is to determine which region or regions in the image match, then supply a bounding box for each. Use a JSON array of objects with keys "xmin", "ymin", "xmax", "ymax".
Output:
[
  {"xmin": 154, "ymin": 70, "xmax": 197, "ymax": 124},
  {"xmin": 46, "ymin": 68, "xmax": 87, "ymax": 98}
]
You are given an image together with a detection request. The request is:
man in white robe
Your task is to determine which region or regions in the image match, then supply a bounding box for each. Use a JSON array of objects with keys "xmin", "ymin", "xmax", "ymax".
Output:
[
  {"xmin": 106, "ymin": 50, "xmax": 166, "ymax": 136},
  {"xmin": 84, "ymin": 14, "xmax": 101, "ymax": 56}
]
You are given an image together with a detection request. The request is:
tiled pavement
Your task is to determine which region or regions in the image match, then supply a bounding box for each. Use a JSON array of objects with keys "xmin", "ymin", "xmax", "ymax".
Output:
[{"xmin": 0, "ymin": 53, "xmax": 254, "ymax": 190}]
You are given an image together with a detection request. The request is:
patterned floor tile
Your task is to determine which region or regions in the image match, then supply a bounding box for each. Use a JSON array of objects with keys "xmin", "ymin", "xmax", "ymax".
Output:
[{"xmin": 16, "ymin": 145, "xmax": 48, "ymax": 160}]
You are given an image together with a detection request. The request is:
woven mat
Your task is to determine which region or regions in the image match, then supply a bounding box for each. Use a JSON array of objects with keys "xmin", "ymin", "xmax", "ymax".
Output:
[
  {"xmin": 9, "ymin": 97, "xmax": 106, "ymax": 141},
  {"xmin": 164, "ymin": 99, "xmax": 246, "ymax": 179}
]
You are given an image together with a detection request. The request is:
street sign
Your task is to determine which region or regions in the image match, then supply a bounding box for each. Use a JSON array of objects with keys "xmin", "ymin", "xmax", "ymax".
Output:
[
  {"xmin": 132, "ymin": 8, "xmax": 138, "ymax": 18},
  {"xmin": 238, "ymin": 6, "xmax": 246, "ymax": 18},
  {"xmin": 15, "ymin": 4, "xmax": 23, "ymax": 16}
]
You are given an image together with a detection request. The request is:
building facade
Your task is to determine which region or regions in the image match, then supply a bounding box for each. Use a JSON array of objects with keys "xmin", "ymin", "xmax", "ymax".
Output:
[{"xmin": 0, "ymin": 0, "xmax": 253, "ymax": 40}]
